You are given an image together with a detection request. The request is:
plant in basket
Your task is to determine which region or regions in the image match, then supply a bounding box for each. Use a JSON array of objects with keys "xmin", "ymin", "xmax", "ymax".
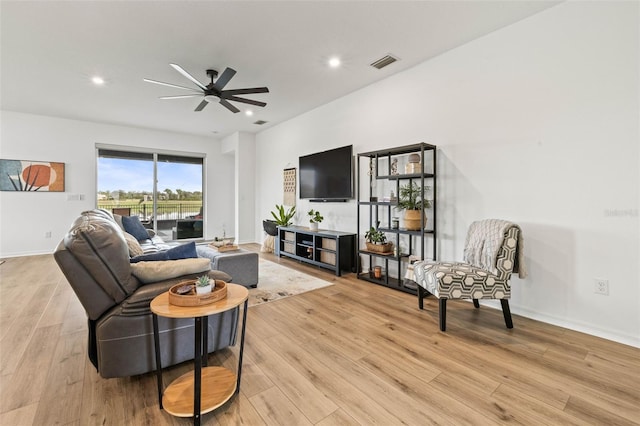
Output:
[
  {"xmin": 195, "ymin": 275, "xmax": 212, "ymax": 294},
  {"xmin": 364, "ymin": 223, "xmax": 393, "ymax": 254}
]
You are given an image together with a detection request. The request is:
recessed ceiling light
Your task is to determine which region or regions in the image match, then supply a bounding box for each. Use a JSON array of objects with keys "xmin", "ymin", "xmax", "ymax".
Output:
[
  {"xmin": 328, "ymin": 57, "xmax": 341, "ymax": 68},
  {"xmin": 245, "ymin": 110, "xmax": 254, "ymax": 117},
  {"xmin": 91, "ymin": 76, "xmax": 105, "ymax": 86}
]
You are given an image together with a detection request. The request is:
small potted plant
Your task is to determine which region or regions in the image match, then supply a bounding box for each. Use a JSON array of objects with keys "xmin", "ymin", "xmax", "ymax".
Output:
[
  {"xmin": 195, "ymin": 275, "xmax": 212, "ymax": 294},
  {"xmin": 396, "ymin": 182, "xmax": 432, "ymax": 231},
  {"xmin": 364, "ymin": 224, "xmax": 393, "ymax": 254},
  {"xmin": 308, "ymin": 209, "xmax": 323, "ymax": 231}
]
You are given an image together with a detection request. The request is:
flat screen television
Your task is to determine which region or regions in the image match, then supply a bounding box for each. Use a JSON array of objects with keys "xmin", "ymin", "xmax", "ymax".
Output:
[{"xmin": 299, "ymin": 145, "xmax": 353, "ymax": 202}]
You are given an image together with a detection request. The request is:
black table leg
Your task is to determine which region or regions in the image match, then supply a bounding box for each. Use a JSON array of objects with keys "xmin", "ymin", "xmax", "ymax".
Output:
[
  {"xmin": 193, "ymin": 316, "xmax": 202, "ymax": 426},
  {"xmin": 202, "ymin": 315, "xmax": 208, "ymax": 367},
  {"xmin": 152, "ymin": 313, "xmax": 163, "ymax": 409},
  {"xmin": 236, "ymin": 300, "xmax": 248, "ymax": 393}
]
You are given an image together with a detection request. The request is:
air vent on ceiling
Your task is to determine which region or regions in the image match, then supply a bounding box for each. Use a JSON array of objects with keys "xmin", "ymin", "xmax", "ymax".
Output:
[
  {"xmin": 253, "ymin": 120, "xmax": 268, "ymax": 125},
  {"xmin": 370, "ymin": 54, "xmax": 399, "ymax": 70}
]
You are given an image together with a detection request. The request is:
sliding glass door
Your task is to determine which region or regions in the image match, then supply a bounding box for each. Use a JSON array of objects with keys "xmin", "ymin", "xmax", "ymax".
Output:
[{"xmin": 97, "ymin": 147, "xmax": 204, "ymax": 241}]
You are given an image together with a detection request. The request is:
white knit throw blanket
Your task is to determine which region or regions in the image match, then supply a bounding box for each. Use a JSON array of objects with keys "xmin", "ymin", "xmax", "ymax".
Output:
[{"xmin": 463, "ymin": 219, "xmax": 527, "ymax": 279}]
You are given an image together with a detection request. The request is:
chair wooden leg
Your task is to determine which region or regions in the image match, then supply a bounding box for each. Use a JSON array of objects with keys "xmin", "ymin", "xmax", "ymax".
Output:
[
  {"xmin": 472, "ymin": 299, "xmax": 480, "ymax": 309},
  {"xmin": 501, "ymin": 299, "xmax": 513, "ymax": 329},
  {"xmin": 439, "ymin": 299, "xmax": 447, "ymax": 331},
  {"xmin": 417, "ymin": 286, "xmax": 425, "ymax": 310}
]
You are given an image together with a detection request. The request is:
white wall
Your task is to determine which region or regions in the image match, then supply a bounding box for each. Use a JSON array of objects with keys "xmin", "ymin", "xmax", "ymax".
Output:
[
  {"xmin": 0, "ymin": 111, "xmax": 234, "ymax": 256},
  {"xmin": 255, "ymin": 1, "xmax": 639, "ymax": 347},
  {"xmin": 222, "ymin": 131, "xmax": 256, "ymax": 243}
]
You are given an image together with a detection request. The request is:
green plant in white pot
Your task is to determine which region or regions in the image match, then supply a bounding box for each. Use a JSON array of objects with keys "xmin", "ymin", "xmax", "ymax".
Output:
[
  {"xmin": 195, "ymin": 275, "xmax": 212, "ymax": 295},
  {"xmin": 308, "ymin": 209, "xmax": 323, "ymax": 231},
  {"xmin": 397, "ymin": 182, "xmax": 431, "ymax": 231}
]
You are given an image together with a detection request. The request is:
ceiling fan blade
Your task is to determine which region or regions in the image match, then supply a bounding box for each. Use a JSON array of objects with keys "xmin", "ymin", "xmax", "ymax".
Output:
[
  {"xmin": 194, "ymin": 99, "xmax": 209, "ymax": 111},
  {"xmin": 160, "ymin": 94, "xmax": 201, "ymax": 99},
  {"xmin": 221, "ymin": 87, "xmax": 269, "ymax": 96},
  {"xmin": 219, "ymin": 99, "xmax": 240, "ymax": 113},
  {"xmin": 225, "ymin": 96, "xmax": 267, "ymax": 108},
  {"xmin": 170, "ymin": 63, "xmax": 207, "ymax": 91},
  {"xmin": 213, "ymin": 67, "xmax": 236, "ymax": 91},
  {"xmin": 143, "ymin": 78, "xmax": 199, "ymax": 92}
]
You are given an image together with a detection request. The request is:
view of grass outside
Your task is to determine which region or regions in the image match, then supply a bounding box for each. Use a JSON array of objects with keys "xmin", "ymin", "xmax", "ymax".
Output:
[
  {"xmin": 97, "ymin": 199, "xmax": 202, "ymax": 220},
  {"xmin": 97, "ymin": 151, "xmax": 204, "ymax": 229}
]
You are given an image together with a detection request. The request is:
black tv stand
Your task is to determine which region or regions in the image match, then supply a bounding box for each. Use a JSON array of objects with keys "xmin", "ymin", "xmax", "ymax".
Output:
[{"xmin": 276, "ymin": 225, "xmax": 356, "ymax": 276}]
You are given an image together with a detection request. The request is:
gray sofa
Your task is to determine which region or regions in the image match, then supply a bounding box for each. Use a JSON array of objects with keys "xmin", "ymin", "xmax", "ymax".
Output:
[
  {"xmin": 54, "ymin": 209, "xmax": 238, "ymax": 378},
  {"xmin": 196, "ymin": 245, "xmax": 259, "ymax": 288}
]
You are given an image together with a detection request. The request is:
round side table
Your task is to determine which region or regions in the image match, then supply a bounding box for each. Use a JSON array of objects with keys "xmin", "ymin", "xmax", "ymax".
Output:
[{"xmin": 150, "ymin": 283, "xmax": 248, "ymax": 426}]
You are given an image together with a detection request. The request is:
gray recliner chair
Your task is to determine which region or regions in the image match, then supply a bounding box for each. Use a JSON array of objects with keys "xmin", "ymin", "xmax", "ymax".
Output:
[{"xmin": 54, "ymin": 209, "xmax": 238, "ymax": 378}]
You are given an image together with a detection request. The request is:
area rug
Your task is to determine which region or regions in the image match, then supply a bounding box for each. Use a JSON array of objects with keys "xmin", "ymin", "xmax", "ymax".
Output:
[{"xmin": 249, "ymin": 258, "xmax": 333, "ymax": 307}]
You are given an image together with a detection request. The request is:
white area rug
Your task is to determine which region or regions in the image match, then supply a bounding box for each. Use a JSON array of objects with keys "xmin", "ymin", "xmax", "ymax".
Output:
[{"xmin": 249, "ymin": 258, "xmax": 333, "ymax": 307}]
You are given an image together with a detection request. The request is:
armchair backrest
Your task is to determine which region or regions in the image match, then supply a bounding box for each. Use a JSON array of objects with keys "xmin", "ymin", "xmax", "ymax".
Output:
[{"xmin": 54, "ymin": 209, "xmax": 140, "ymax": 319}]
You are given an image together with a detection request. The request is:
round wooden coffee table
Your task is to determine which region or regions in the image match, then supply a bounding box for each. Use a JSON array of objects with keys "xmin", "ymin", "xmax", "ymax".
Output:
[{"xmin": 151, "ymin": 283, "xmax": 248, "ymax": 426}]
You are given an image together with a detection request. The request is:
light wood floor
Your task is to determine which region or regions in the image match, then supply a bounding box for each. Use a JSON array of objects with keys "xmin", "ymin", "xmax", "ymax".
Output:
[{"xmin": 1, "ymin": 244, "xmax": 639, "ymax": 425}]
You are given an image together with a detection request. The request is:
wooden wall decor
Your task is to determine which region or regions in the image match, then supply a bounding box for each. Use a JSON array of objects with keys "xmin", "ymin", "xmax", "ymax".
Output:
[{"xmin": 283, "ymin": 167, "xmax": 296, "ymax": 206}]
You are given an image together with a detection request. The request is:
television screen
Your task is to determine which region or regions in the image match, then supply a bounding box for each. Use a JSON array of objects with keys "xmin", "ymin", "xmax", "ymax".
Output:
[{"xmin": 299, "ymin": 145, "xmax": 353, "ymax": 201}]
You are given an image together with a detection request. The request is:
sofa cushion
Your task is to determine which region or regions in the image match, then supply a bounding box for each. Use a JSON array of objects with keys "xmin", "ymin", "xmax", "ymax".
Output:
[
  {"xmin": 112, "ymin": 213, "xmax": 125, "ymax": 232},
  {"xmin": 139, "ymin": 235, "xmax": 172, "ymax": 254},
  {"xmin": 130, "ymin": 257, "xmax": 211, "ymax": 283},
  {"xmin": 122, "ymin": 215, "xmax": 150, "ymax": 241},
  {"xmin": 130, "ymin": 242, "xmax": 197, "ymax": 263},
  {"xmin": 123, "ymin": 232, "xmax": 145, "ymax": 257}
]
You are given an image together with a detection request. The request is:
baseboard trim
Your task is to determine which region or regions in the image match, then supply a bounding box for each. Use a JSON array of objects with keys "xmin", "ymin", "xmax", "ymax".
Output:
[{"xmin": 481, "ymin": 300, "xmax": 639, "ymax": 349}]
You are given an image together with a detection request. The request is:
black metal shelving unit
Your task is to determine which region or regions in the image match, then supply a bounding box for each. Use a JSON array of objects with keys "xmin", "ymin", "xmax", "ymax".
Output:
[{"xmin": 356, "ymin": 142, "xmax": 437, "ymax": 295}]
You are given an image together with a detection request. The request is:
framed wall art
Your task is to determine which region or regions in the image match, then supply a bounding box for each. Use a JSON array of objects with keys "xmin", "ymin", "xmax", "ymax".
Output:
[{"xmin": 0, "ymin": 159, "xmax": 65, "ymax": 192}]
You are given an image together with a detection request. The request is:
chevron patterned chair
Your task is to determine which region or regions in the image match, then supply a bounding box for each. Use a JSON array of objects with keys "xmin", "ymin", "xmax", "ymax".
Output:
[{"xmin": 413, "ymin": 219, "xmax": 526, "ymax": 331}]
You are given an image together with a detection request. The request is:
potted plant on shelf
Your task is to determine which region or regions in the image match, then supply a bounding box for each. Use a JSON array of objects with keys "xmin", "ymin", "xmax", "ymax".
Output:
[
  {"xmin": 195, "ymin": 275, "xmax": 212, "ymax": 295},
  {"xmin": 397, "ymin": 182, "xmax": 432, "ymax": 231},
  {"xmin": 364, "ymin": 224, "xmax": 394, "ymax": 254},
  {"xmin": 308, "ymin": 209, "xmax": 323, "ymax": 231}
]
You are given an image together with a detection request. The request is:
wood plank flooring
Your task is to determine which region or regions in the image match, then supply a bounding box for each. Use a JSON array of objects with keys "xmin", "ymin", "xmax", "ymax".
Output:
[{"xmin": 1, "ymin": 244, "xmax": 639, "ymax": 425}]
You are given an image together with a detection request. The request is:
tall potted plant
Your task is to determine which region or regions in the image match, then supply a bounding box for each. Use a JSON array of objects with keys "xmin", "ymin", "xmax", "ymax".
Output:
[
  {"xmin": 265, "ymin": 204, "xmax": 296, "ymax": 235},
  {"xmin": 397, "ymin": 182, "xmax": 431, "ymax": 231}
]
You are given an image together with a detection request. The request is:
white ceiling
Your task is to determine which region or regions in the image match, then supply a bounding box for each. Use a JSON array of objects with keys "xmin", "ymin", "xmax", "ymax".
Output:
[{"xmin": 1, "ymin": 1, "xmax": 558, "ymax": 138}]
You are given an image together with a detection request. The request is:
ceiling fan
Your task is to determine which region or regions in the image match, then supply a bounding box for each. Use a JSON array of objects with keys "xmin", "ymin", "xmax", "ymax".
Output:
[{"xmin": 144, "ymin": 63, "xmax": 269, "ymax": 114}]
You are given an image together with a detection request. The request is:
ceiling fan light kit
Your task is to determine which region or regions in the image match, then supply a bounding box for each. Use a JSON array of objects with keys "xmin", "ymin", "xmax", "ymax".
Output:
[{"xmin": 144, "ymin": 64, "xmax": 269, "ymax": 114}]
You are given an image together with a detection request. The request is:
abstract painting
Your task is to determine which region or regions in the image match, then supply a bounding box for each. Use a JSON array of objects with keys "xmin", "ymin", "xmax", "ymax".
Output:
[{"xmin": 0, "ymin": 159, "xmax": 65, "ymax": 192}]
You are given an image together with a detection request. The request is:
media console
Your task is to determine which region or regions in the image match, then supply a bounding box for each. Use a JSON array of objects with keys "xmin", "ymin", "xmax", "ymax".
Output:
[{"xmin": 276, "ymin": 225, "xmax": 356, "ymax": 276}]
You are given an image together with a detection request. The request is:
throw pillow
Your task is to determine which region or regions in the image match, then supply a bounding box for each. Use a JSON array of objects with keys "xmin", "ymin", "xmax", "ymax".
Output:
[
  {"xmin": 166, "ymin": 241, "xmax": 197, "ymax": 260},
  {"xmin": 130, "ymin": 258, "xmax": 211, "ymax": 283},
  {"xmin": 130, "ymin": 242, "xmax": 198, "ymax": 263},
  {"xmin": 112, "ymin": 214, "xmax": 125, "ymax": 232},
  {"xmin": 122, "ymin": 215, "xmax": 150, "ymax": 241},
  {"xmin": 123, "ymin": 232, "xmax": 144, "ymax": 257}
]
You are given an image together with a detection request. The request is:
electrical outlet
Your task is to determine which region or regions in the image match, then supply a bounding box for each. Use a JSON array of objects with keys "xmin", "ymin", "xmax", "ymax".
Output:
[
  {"xmin": 594, "ymin": 279, "xmax": 609, "ymax": 295},
  {"xmin": 45, "ymin": 231, "xmax": 52, "ymax": 238}
]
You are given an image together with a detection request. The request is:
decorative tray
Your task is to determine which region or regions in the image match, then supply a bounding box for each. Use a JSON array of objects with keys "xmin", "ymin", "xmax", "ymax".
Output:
[
  {"xmin": 209, "ymin": 244, "xmax": 239, "ymax": 252},
  {"xmin": 168, "ymin": 279, "xmax": 227, "ymax": 307}
]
